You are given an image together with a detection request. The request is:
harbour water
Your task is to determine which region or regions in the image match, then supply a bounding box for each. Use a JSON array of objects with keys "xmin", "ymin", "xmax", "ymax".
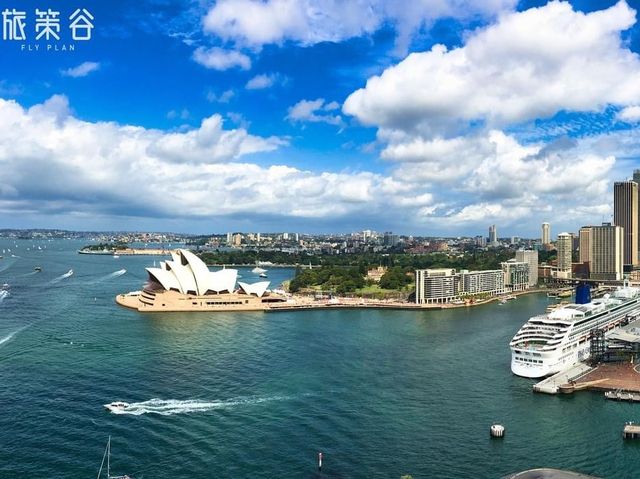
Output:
[{"xmin": 1, "ymin": 239, "xmax": 639, "ymax": 478}]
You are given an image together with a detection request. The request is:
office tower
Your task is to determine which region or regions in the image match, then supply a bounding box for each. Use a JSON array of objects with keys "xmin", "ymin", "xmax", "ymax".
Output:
[
  {"xmin": 515, "ymin": 250, "xmax": 539, "ymax": 286},
  {"xmin": 489, "ymin": 225, "xmax": 497, "ymax": 246},
  {"xmin": 579, "ymin": 226, "xmax": 592, "ymax": 264},
  {"xmin": 591, "ymin": 223, "xmax": 624, "ymax": 280},
  {"xmin": 541, "ymin": 222, "xmax": 550, "ymax": 245},
  {"xmin": 557, "ymin": 232, "xmax": 572, "ymax": 274},
  {"xmin": 613, "ymin": 181, "xmax": 638, "ymax": 267}
]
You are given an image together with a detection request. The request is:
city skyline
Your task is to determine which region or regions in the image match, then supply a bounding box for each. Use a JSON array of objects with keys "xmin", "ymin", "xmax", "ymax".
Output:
[{"xmin": 1, "ymin": 1, "xmax": 640, "ymax": 235}]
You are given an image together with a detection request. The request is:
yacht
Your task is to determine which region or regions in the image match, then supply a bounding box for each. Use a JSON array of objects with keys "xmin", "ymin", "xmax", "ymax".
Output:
[
  {"xmin": 252, "ymin": 266, "xmax": 267, "ymax": 274},
  {"xmin": 104, "ymin": 401, "xmax": 130, "ymax": 413},
  {"xmin": 510, "ymin": 283, "xmax": 640, "ymax": 378}
]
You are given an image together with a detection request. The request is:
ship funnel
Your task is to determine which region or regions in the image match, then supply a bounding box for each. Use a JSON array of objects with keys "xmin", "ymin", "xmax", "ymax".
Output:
[{"xmin": 575, "ymin": 282, "xmax": 591, "ymax": 304}]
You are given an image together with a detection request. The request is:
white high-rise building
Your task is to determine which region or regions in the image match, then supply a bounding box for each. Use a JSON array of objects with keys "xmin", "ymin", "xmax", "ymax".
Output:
[
  {"xmin": 489, "ymin": 225, "xmax": 498, "ymax": 246},
  {"xmin": 542, "ymin": 222, "xmax": 551, "ymax": 246},
  {"xmin": 556, "ymin": 232, "xmax": 572, "ymax": 277},
  {"xmin": 515, "ymin": 250, "xmax": 538, "ymax": 286}
]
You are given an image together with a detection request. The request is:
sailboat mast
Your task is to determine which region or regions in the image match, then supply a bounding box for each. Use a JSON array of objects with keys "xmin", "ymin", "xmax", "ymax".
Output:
[{"xmin": 107, "ymin": 435, "xmax": 111, "ymax": 478}]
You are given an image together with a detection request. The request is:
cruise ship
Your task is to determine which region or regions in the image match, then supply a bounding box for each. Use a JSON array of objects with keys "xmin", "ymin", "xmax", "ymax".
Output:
[
  {"xmin": 116, "ymin": 249, "xmax": 286, "ymax": 312},
  {"xmin": 510, "ymin": 284, "xmax": 640, "ymax": 378}
]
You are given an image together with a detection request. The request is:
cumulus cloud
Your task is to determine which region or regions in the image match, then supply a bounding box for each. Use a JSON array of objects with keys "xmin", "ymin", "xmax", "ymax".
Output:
[
  {"xmin": 617, "ymin": 105, "xmax": 640, "ymax": 122},
  {"xmin": 245, "ymin": 73, "xmax": 284, "ymax": 90},
  {"xmin": 192, "ymin": 47, "xmax": 251, "ymax": 70},
  {"xmin": 202, "ymin": 0, "xmax": 515, "ymax": 53},
  {"xmin": 61, "ymin": 61, "xmax": 101, "ymax": 78},
  {"xmin": 286, "ymin": 98, "xmax": 343, "ymax": 126},
  {"xmin": 344, "ymin": 1, "xmax": 640, "ymax": 134},
  {"xmin": 0, "ymin": 96, "xmax": 435, "ymax": 225}
]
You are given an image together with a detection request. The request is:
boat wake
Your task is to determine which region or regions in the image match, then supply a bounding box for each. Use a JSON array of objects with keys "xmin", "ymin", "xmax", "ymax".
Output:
[
  {"xmin": 0, "ymin": 290, "xmax": 8, "ymax": 303},
  {"xmin": 91, "ymin": 269, "xmax": 126, "ymax": 284},
  {"xmin": 48, "ymin": 269, "xmax": 74, "ymax": 285},
  {"xmin": 107, "ymin": 395, "xmax": 294, "ymax": 416},
  {"xmin": 0, "ymin": 326, "xmax": 26, "ymax": 347}
]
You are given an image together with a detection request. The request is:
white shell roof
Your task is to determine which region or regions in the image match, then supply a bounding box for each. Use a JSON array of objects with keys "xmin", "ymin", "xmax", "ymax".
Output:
[
  {"xmin": 238, "ymin": 281, "xmax": 270, "ymax": 298},
  {"xmin": 146, "ymin": 249, "xmax": 267, "ymax": 296}
]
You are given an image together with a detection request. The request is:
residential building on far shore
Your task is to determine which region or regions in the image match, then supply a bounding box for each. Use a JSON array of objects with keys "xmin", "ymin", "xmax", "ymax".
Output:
[
  {"xmin": 590, "ymin": 223, "xmax": 624, "ymax": 281},
  {"xmin": 415, "ymin": 268, "xmax": 505, "ymax": 304},
  {"xmin": 515, "ymin": 250, "xmax": 538, "ymax": 286},
  {"xmin": 501, "ymin": 260, "xmax": 530, "ymax": 292},
  {"xmin": 415, "ymin": 269, "xmax": 459, "ymax": 304},
  {"xmin": 489, "ymin": 224, "xmax": 498, "ymax": 247},
  {"xmin": 541, "ymin": 222, "xmax": 551, "ymax": 246}
]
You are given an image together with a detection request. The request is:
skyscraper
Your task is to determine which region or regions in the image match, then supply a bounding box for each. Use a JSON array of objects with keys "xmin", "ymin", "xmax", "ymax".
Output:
[
  {"xmin": 541, "ymin": 222, "xmax": 550, "ymax": 245},
  {"xmin": 579, "ymin": 226, "xmax": 592, "ymax": 264},
  {"xmin": 557, "ymin": 232, "xmax": 572, "ymax": 277},
  {"xmin": 489, "ymin": 225, "xmax": 497, "ymax": 246},
  {"xmin": 613, "ymin": 181, "xmax": 638, "ymax": 267},
  {"xmin": 591, "ymin": 223, "xmax": 624, "ymax": 281}
]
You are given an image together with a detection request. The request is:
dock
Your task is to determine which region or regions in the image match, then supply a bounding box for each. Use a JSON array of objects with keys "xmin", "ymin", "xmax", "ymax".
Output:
[
  {"xmin": 605, "ymin": 389, "xmax": 640, "ymax": 402},
  {"xmin": 623, "ymin": 423, "xmax": 640, "ymax": 439},
  {"xmin": 533, "ymin": 363, "xmax": 593, "ymax": 394}
]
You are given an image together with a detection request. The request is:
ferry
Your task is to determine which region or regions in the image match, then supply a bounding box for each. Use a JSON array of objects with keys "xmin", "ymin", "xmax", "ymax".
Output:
[{"xmin": 510, "ymin": 283, "xmax": 640, "ymax": 378}]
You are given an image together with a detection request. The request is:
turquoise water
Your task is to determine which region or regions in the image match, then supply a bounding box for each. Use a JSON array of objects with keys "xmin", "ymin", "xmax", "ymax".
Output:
[{"xmin": 0, "ymin": 239, "xmax": 639, "ymax": 478}]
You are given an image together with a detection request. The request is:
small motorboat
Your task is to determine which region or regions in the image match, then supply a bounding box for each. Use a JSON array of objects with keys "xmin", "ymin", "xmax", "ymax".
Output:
[
  {"xmin": 104, "ymin": 401, "xmax": 130, "ymax": 413},
  {"xmin": 1, "ymin": 283, "xmax": 9, "ymax": 290},
  {"xmin": 34, "ymin": 266, "xmax": 42, "ymax": 272},
  {"xmin": 259, "ymin": 273, "xmax": 267, "ymax": 278}
]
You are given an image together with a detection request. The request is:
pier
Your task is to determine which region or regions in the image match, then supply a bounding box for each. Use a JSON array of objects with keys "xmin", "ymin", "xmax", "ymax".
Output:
[
  {"xmin": 623, "ymin": 423, "xmax": 640, "ymax": 439},
  {"xmin": 604, "ymin": 389, "xmax": 640, "ymax": 402},
  {"xmin": 533, "ymin": 363, "xmax": 593, "ymax": 394}
]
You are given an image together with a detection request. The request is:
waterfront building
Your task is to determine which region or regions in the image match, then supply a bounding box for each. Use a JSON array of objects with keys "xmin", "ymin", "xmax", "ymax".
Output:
[
  {"xmin": 515, "ymin": 250, "xmax": 538, "ymax": 286},
  {"xmin": 415, "ymin": 268, "xmax": 459, "ymax": 304},
  {"xmin": 579, "ymin": 226, "xmax": 592, "ymax": 265},
  {"xmin": 556, "ymin": 232, "xmax": 572, "ymax": 278},
  {"xmin": 489, "ymin": 225, "xmax": 498, "ymax": 247},
  {"xmin": 541, "ymin": 222, "xmax": 551, "ymax": 246},
  {"xmin": 614, "ymin": 180, "xmax": 638, "ymax": 267},
  {"xmin": 501, "ymin": 260, "xmax": 529, "ymax": 292},
  {"xmin": 591, "ymin": 223, "xmax": 624, "ymax": 281},
  {"xmin": 459, "ymin": 269, "xmax": 505, "ymax": 296}
]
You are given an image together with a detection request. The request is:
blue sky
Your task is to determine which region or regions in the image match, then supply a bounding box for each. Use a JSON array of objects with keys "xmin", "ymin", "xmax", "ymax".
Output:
[{"xmin": 1, "ymin": 0, "xmax": 640, "ymax": 236}]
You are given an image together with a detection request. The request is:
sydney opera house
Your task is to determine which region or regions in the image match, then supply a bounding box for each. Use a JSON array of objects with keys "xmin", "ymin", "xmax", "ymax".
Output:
[{"xmin": 116, "ymin": 249, "xmax": 286, "ymax": 312}]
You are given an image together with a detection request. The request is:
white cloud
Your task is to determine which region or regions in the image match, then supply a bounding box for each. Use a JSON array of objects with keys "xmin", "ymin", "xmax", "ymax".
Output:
[
  {"xmin": 206, "ymin": 89, "xmax": 235, "ymax": 103},
  {"xmin": 202, "ymin": 0, "xmax": 515, "ymax": 53},
  {"xmin": 245, "ymin": 73, "xmax": 287, "ymax": 90},
  {"xmin": 286, "ymin": 98, "xmax": 343, "ymax": 126},
  {"xmin": 60, "ymin": 61, "xmax": 100, "ymax": 78},
  {"xmin": 617, "ymin": 105, "xmax": 640, "ymax": 122},
  {"xmin": 344, "ymin": 1, "xmax": 640, "ymax": 134},
  {"xmin": 192, "ymin": 47, "xmax": 251, "ymax": 70},
  {"xmin": 0, "ymin": 95, "xmax": 435, "ymax": 224}
]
